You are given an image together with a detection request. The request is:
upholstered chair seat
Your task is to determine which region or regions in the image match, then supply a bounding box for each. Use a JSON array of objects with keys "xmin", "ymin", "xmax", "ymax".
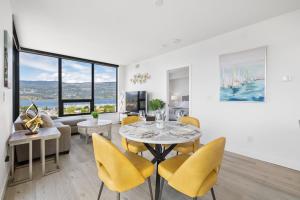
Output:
[
  {"xmin": 158, "ymin": 137, "xmax": 226, "ymax": 200},
  {"xmin": 121, "ymin": 116, "xmax": 149, "ymax": 155},
  {"xmin": 92, "ymin": 134, "xmax": 154, "ymax": 200},
  {"xmin": 173, "ymin": 116, "xmax": 200, "ymax": 154}
]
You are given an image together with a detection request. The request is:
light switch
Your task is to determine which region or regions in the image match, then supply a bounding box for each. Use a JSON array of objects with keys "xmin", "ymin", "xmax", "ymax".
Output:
[
  {"xmin": 282, "ymin": 75, "xmax": 292, "ymax": 82},
  {"xmin": 247, "ymin": 136, "xmax": 253, "ymax": 143}
]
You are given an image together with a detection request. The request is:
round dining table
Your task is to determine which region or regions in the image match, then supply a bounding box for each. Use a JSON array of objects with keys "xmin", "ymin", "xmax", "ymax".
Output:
[{"xmin": 119, "ymin": 120, "xmax": 202, "ymax": 200}]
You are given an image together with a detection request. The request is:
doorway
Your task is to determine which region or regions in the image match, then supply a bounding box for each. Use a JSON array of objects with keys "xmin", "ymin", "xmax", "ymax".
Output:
[{"xmin": 167, "ymin": 66, "xmax": 191, "ymax": 121}]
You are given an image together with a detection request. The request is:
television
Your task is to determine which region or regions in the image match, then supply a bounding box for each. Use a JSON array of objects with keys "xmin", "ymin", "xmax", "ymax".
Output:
[{"xmin": 126, "ymin": 91, "xmax": 147, "ymax": 113}]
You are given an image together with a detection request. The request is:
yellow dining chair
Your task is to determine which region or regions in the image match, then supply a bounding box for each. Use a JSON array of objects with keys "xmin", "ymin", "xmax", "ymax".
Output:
[
  {"xmin": 92, "ymin": 133, "xmax": 154, "ymax": 200},
  {"xmin": 158, "ymin": 137, "xmax": 226, "ymax": 200},
  {"xmin": 121, "ymin": 116, "xmax": 148, "ymax": 155},
  {"xmin": 173, "ymin": 116, "xmax": 201, "ymax": 154}
]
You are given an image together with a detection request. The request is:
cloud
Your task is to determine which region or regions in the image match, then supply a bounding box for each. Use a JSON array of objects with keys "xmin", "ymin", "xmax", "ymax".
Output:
[
  {"xmin": 63, "ymin": 60, "xmax": 91, "ymax": 72},
  {"xmin": 103, "ymin": 68, "xmax": 115, "ymax": 73},
  {"xmin": 20, "ymin": 52, "xmax": 116, "ymax": 83},
  {"xmin": 95, "ymin": 73, "xmax": 116, "ymax": 82},
  {"xmin": 62, "ymin": 72, "xmax": 91, "ymax": 83},
  {"xmin": 20, "ymin": 52, "xmax": 58, "ymax": 73},
  {"xmin": 62, "ymin": 72, "xmax": 115, "ymax": 83},
  {"xmin": 38, "ymin": 72, "xmax": 59, "ymax": 81}
]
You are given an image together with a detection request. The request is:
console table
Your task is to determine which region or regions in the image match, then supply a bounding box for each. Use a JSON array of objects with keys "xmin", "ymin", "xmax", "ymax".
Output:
[{"xmin": 8, "ymin": 127, "xmax": 61, "ymax": 186}]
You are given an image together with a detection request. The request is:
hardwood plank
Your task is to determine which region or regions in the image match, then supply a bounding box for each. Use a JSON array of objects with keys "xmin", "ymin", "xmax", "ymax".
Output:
[{"xmin": 4, "ymin": 124, "xmax": 300, "ymax": 200}]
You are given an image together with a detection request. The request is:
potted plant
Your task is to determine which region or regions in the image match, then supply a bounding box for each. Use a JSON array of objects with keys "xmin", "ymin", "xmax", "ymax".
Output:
[
  {"xmin": 148, "ymin": 99, "xmax": 165, "ymax": 112},
  {"xmin": 149, "ymin": 99, "xmax": 166, "ymax": 128},
  {"xmin": 91, "ymin": 111, "xmax": 99, "ymax": 123}
]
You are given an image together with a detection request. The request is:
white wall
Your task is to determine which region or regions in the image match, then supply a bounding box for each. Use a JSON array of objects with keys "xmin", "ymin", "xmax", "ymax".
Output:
[
  {"xmin": 125, "ymin": 10, "xmax": 300, "ymax": 171},
  {"xmin": 0, "ymin": 0, "xmax": 13, "ymax": 198},
  {"xmin": 118, "ymin": 65, "xmax": 126, "ymax": 112}
]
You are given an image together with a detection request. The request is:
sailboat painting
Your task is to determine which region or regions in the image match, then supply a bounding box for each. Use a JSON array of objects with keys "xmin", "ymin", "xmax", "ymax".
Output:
[{"xmin": 220, "ymin": 47, "xmax": 266, "ymax": 102}]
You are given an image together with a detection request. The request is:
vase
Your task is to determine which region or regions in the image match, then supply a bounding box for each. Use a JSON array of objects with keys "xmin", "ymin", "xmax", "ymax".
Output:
[
  {"xmin": 155, "ymin": 109, "xmax": 165, "ymax": 129},
  {"xmin": 91, "ymin": 118, "xmax": 98, "ymax": 123}
]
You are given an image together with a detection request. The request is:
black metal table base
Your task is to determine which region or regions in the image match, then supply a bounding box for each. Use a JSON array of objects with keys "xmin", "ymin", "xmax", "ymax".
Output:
[{"xmin": 144, "ymin": 143, "xmax": 177, "ymax": 200}]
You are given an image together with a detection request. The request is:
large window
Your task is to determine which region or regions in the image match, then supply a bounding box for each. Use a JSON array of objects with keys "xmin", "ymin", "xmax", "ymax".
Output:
[
  {"xmin": 17, "ymin": 50, "xmax": 118, "ymax": 118},
  {"xmin": 62, "ymin": 59, "xmax": 92, "ymax": 99},
  {"xmin": 63, "ymin": 102, "xmax": 90, "ymax": 115},
  {"xmin": 94, "ymin": 64, "xmax": 117, "ymax": 113},
  {"xmin": 19, "ymin": 52, "xmax": 59, "ymax": 116},
  {"xmin": 61, "ymin": 59, "xmax": 93, "ymax": 115}
]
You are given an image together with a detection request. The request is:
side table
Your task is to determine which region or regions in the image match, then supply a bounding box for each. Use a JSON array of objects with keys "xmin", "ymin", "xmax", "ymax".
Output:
[
  {"xmin": 8, "ymin": 130, "xmax": 33, "ymax": 186},
  {"xmin": 8, "ymin": 127, "xmax": 61, "ymax": 186},
  {"xmin": 39, "ymin": 127, "xmax": 61, "ymax": 176}
]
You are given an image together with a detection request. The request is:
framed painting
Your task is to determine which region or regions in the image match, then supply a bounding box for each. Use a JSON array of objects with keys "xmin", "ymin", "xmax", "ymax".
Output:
[
  {"xmin": 3, "ymin": 30, "xmax": 9, "ymax": 88},
  {"xmin": 220, "ymin": 46, "xmax": 266, "ymax": 102}
]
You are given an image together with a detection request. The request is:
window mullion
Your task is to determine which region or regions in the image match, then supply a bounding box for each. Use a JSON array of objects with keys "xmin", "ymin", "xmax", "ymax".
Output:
[
  {"xmin": 91, "ymin": 63, "xmax": 95, "ymax": 112},
  {"xmin": 58, "ymin": 58, "xmax": 63, "ymax": 117}
]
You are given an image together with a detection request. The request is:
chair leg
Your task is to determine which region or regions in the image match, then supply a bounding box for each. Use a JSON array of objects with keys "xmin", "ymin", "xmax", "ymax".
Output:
[
  {"xmin": 141, "ymin": 152, "xmax": 143, "ymax": 157},
  {"xmin": 147, "ymin": 178, "xmax": 154, "ymax": 200},
  {"xmin": 176, "ymin": 151, "xmax": 179, "ymax": 156},
  {"xmin": 116, "ymin": 192, "xmax": 120, "ymax": 200},
  {"xmin": 159, "ymin": 178, "xmax": 165, "ymax": 200},
  {"xmin": 97, "ymin": 182, "xmax": 104, "ymax": 200},
  {"xmin": 211, "ymin": 187, "xmax": 216, "ymax": 200}
]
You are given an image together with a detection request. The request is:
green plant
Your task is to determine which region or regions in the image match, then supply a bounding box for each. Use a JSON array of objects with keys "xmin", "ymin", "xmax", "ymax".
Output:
[
  {"xmin": 149, "ymin": 99, "xmax": 165, "ymax": 111},
  {"xmin": 91, "ymin": 111, "xmax": 99, "ymax": 119},
  {"xmin": 65, "ymin": 106, "xmax": 76, "ymax": 114},
  {"xmin": 104, "ymin": 105, "xmax": 115, "ymax": 112}
]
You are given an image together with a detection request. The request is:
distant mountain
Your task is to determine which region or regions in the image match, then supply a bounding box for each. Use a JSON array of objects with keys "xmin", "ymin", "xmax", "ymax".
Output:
[
  {"xmin": 20, "ymin": 81, "xmax": 58, "ymax": 100},
  {"xmin": 20, "ymin": 81, "xmax": 116, "ymax": 100}
]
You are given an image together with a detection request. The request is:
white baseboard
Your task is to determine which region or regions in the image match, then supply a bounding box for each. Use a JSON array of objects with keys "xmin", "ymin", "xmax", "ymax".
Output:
[{"xmin": 0, "ymin": 172, "xmax": 9, "ymax": 200}]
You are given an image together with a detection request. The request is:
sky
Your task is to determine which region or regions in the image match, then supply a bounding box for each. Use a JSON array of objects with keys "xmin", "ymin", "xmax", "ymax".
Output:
[{"xmin": 20, "ymin": 52, "xmax": 116, "ymax": 83}]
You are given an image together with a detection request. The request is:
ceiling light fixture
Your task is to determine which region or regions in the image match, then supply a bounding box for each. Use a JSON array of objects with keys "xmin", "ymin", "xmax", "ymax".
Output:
[
  {"xmin": 173, "ymin": 38, "xmax": 182, "ymax": 44},
  {"xmin": 161, "ymin": 38, "xmax": 182, "ymax": 48}
]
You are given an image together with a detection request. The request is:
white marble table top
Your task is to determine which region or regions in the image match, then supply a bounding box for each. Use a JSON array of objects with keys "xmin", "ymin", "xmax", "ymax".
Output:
[
  {"xmin": 119, "ymin": 121, "xmax": 202, "ymax": 145},
  {"xmin": 77, "ymin": 119, "xmax": 112, "ymax": 128}
]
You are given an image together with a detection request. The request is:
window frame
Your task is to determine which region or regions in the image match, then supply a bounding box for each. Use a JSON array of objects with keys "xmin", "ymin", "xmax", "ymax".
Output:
[
  {"xmin": 15, "ymin": 48, "xmax": 118, "ymax": 118},
  {"xmin": 12, "ymin": 21, "xmax": 20, "ymax": 121}
]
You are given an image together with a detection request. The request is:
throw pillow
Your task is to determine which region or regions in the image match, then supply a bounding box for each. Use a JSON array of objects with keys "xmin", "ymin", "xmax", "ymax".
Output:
[{"xmin": 40, "ymin": 113, "xmax": 55, "ymax": 128}]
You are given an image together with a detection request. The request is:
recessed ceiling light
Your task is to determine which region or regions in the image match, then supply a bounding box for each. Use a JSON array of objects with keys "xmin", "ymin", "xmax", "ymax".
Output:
[
  {"xmin": 155, "ymin": 0, "xmax": 164, "ymax": 7},
  {"xmin": 173, "ymin": 38, "xmax": 182, "ymax": 44}
]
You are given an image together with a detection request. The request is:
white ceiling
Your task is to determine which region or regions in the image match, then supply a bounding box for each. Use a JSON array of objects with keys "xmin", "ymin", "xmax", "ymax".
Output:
[{"xmin": 11, "ymin": 0, "xmax": 300, "ymax": 65}]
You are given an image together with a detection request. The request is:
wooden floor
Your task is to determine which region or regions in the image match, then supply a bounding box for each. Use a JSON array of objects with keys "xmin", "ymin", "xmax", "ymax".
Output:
[{"xmin": 5, "ymin": 124, "xmax": 300, "ymax": 200}]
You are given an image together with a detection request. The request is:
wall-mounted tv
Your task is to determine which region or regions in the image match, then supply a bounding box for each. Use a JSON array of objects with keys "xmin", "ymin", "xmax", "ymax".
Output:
[{"xmin": 126, "ymin": 91, "xmax": 147, "ymax": 113}]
